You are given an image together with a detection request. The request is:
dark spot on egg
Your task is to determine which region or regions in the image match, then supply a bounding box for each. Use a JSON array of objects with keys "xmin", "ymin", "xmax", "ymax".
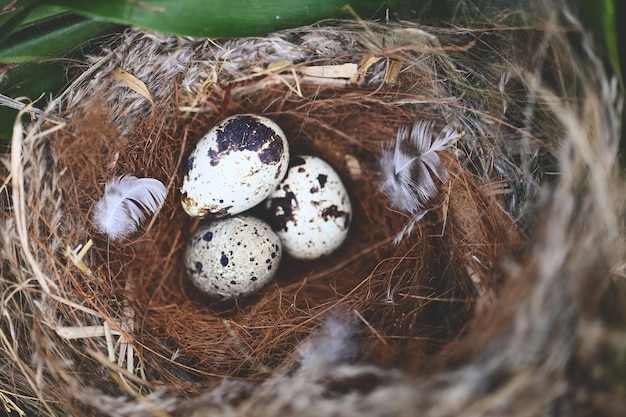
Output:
[
  {"xmin": 204, "ymin": 206, "xmax": 233, "ymax": 219},
  {"xmin": 310, "ymin": 186, "xmax": 319, "ymax": 193},
  {"xmin": 259, "ymin": 139, "xmax": 284, "ymax": 165},
  {"xmin": 220, "ymin": 253, "xmax": 229, "ymax": 266},
  {"xmin": 184, "ymin": 156, "xmax": 195, "ymax": 176},
  {"xmin": 230, "ymin": 280, "xmax": 237, "ymax": 285},
  {"xmin": 207, "ymin": 148, "xmax": 220, "ymax": 166},
  {"xmin": 321, "ymin": 205, "xmax": 350, "ymax": 228},
  {"xmin": 251, "ymin": 276, "xmax": 258, "ymax": 282},
  {"xmin": 317, "ymin": 174, "xmax": 328, "ymax": 188},
  {"xmin": 211, "ymin": 115, "xmax": 284, "ymax": 165},
  {"xmin": 202, "ymin": 231, "xmax": 213, "ymax": 242},
  {"xmin": 266, "ymin": 191, "xmax": 298, "ymax": 232}
]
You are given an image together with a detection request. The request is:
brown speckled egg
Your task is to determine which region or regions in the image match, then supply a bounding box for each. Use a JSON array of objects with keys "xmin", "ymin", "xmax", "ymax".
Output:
[
  {"xmin": 265, "ymin": 155, "xmax": 351, "ymax": 260},
  {"xmin": 181, "ymin": 114, "xmax": 289, "ymax": 218},
  {"xmin": 185, "ymin": 215, "xmax": 282, "ymax": 299}
]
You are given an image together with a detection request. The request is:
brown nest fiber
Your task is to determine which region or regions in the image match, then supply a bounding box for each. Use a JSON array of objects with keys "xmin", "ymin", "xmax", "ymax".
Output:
[{"xmin": 1, "ymin": 2, "xmax": 625, "ymax": 417}]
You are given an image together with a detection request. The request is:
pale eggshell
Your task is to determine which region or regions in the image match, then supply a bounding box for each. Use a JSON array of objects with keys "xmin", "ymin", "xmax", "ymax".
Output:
[
  {"xmin": 185, "ymin": 215, "xmax": 282, "ymax": 300},
  {"xmin": 181, "ymin": 114, "xmax": 289, "ymax": 218},
  {"xmin": 265, "ymin": 155, "xmax": 351, "ymax": 260}
]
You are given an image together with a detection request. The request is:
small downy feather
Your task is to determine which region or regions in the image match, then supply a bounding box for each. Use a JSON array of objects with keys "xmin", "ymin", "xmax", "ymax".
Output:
[
  {"xmin": 92, "ymin": 175, "xmax": 167, "ymax": 241},
  {"xmin": 380, "ymin": 121, "xmax": 457, "ymax": 241},
  {"xmin": 297, "ymin": 312, "xmax": 362, "ymax": 367}
]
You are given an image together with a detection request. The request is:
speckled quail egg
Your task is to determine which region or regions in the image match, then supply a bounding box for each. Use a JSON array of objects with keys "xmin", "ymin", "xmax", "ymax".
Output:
[
  {"xmin": 185, "ymin": 214, "xmax": 282, "ymax": 300},
  {"xmin": 181, "ymin": 114, "xmax": 289, "ymax": 218},
  {"xmin": 265, "ymin": 155, "xmax": 352, "ymax": 260}
]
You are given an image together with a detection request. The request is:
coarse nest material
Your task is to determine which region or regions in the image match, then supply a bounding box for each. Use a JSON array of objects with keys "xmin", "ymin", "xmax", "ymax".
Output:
[{"xmin": 1, "ymin": 2, "xmax": 625, "ymax": 416}]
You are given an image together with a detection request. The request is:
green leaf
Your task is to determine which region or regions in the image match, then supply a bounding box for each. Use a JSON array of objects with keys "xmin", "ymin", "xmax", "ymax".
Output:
[
  {"xmin": 20, "ymin": 5, "xmax": 68, "ymax": 24},
  {"xmin": 0, "ymin": 11, "xmax": 121, "ymax": 140},
  {"xmin": 0, "ymin": 1, "xmax": 65, "ymax": 37},
  {"xmin": 0, "ymin": 13, "xmax": 118, "ymax": 63},
  {"xmin": 0, "ymin": 61, "xmax": 64, "ymax": 139},
  {"xmin": 40, "ymin": 0, "xmax": 411, "ymax": 38},
  {"xmin": 0, "ymin": 0, "xmax": 41, "ymax": 43},
  {"xmin": 581, "ymin": 0, "xmax": 621, "ymax": 86}
]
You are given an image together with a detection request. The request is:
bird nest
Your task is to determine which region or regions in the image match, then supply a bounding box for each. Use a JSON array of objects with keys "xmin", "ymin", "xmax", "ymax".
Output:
[{"xmin": 1, "ymin": 4, "xmax": 625, "ymax": 417}]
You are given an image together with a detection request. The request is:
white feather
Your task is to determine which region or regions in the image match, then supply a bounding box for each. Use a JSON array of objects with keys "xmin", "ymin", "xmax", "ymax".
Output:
[
  {"xmin": 92, "ymin": 175, "xmax": 167, "ymax": 241},
  {"xmin": 380, "ymin": 121, "xmax": 457, "ymax": 215},
  {"xmin": 298, "ymin": 313, "xmax": 361, "ymax": 367},
  {"xmin": 380, "ymin": 121, "xmax": 457, "ymax": 243}
]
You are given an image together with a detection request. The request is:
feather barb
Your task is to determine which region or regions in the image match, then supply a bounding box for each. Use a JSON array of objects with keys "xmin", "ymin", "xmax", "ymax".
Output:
[{"xmin": 92, "ymin": 175, "xmax": 167, "ymax": 241}]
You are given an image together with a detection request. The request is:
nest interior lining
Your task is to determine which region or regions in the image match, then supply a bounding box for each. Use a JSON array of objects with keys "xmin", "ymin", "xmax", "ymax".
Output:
[{"xmin": 44, "ymin": 28, "xmax": 521, "ymax": 386}]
